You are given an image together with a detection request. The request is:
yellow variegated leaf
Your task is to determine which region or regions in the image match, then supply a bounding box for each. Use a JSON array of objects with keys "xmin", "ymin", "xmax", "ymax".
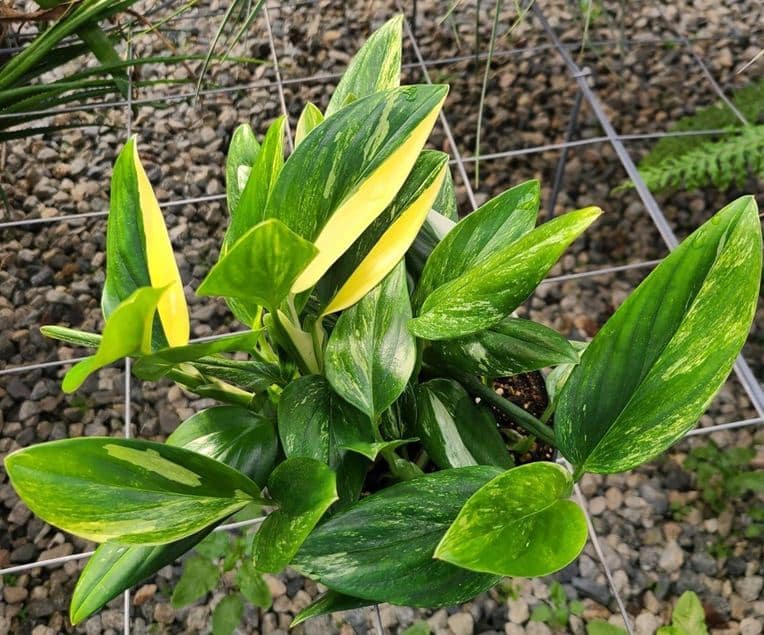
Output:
[
  {"xmin": 324, "ymin": 162, "xmax": 446, "ymax": 314},
  {"xmin": 291, "ymin": 91, "xmax": 446, "ymax": 293},
  {"xmin": 295, "ymin": 102, "xmax": 324, "ymax": 147},
  {"xmin": 132, "ymin": 142, "xmax": 189, "ymax": 347}
]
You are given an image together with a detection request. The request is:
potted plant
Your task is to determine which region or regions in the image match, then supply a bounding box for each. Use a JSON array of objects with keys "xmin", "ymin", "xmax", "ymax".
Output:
[{"xmin": 4, "ymin": 15, "xmax": 761, "ymax": 628}]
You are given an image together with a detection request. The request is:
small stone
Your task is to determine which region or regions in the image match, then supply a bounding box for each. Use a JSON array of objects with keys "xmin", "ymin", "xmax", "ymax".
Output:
[
  {"xmin": 741, "ymin": 617, "xmax": 763, "ymax": 635},
  {"xmin": 448, "ymin": 612, "xmax": 474, "ymax": 635},
  {"xmin": 264, "ymin": 574, "xmax": 287, "ymax": 598},
  {"xmin": 186, "ymin": 606, "xmax": 209, "ymax": 631},
  {"xmin": 659, "ymin": 541, "xmax": 684, "ymax": 572},
  {"xmin": 572, "ymin": 577, "xmax": 611, "ymax": 606},
  {"xmin": 31, "ymin": 626, "xmax": 55, "ymax": 635},
  {"xmin": 428, "ymin": 608, "xmax": 448, "ymax": 630},
  {"xmin": 508, "ymin": 599, "xmax": 529, "ymax": 624},
  {"xmin": 635, "ymin": 612, "xmax": 661, "ymax": 635},
  {"xmin": 505, "ymin": 625, "xmax": 525, "ymax": 635},
  {"xmin": 100, "ymin": 610, "xmax": 124, "ymax": 630},
  {"xmin": 588, "ymin": 496, "xmax": 607, "ymax": 515},
  {"xmin": 153, "ymin": 603, "xmax": 175, "ymax": 624},
  {"xmin": 26, "ymin": 599, "xmax": 55, "ymax": 619},
  {"xmin": 133, "ymin": 584, "xmax": 156, "ymax": 606},
  {"xmin": 526, "ymin": 622, "xmax": 552, "ymax": 635},
  {"xmin": 735, "ymin": 576, "xmax": 764, "ymax": 603},
  {"xmin": 3, "ymin": 586, "xmax": 29, "ymax": 603},
  {"xmin": 605, "ymin": 487, "xmax": 623, "ymax": 510}
]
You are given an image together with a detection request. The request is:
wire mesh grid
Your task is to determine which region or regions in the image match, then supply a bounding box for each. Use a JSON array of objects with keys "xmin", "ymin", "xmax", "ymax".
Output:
[{"xmin": 0, "ymin": 1, "xmax": 762, "ymax": 633}]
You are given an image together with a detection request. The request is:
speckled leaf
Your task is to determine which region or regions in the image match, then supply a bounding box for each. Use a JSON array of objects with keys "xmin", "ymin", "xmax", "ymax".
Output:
[
  {"xmin": 102, "ymin": 137, "xmax": 189, "ymax": 349},
  {"xmin": 435, "ymin": 462, "xmax": 587, "ymax": 577},
  {"xmin": 293, "ymin": 466, "xmax": 501, "ymax": 606},
  {"xmin": 252, "ymin": 458, "xmax": 337, "ymax": 573},
  {"xmin": 197, "ymin": 219, "xmax": 318, "ymax": 311},
  {"xmin": 266, "ymin": 85, "xmax": 447, "ymax": 292},
  {"xmin": 425, "ymin": 317, "xmax": 578, "ymax": 378},
  {"xmin": 340, "ymin": 438, "xmax": 417, "ymax": 461},
  {"xmin": 325, "ymin": 15, "xmax": 402, "ymax": 116},
  {"xmin": 4, "ymin": 437, "xmax": 264, "ymax": 545},
  {"xmin": 277, "ymin": 375, "xmax": 372, "ymax": 504},
  {"xmin": 133, "ymin": 330, "xmax": 261, "ymax": 380},
  {"xmin": 62, "ymin": 287, "xmax": 165, "ymax": 393},
  {"xmin": 320, "ymin": 150, "xmax": 448, "ymax": 314},
  {"xmin": 415, "ymin": 180, "xmax": 540, "ymax": 307},
  {"xmin": 225, "ymin": 123, "xmax": 260, "ymax": 218},
  {"xmin": 409, "ymin": 207, "xmax": 601, "ymax": 340},
  {"xmin": 295, "ymin": 102, "xmax": 324, "ymax": 146},
  {"xmin": 407, "ymin": 209, "xmax": 456, "ymax": 278},
  {"xmin": 433, "ymin": 165, "xmax": 458, "ymax": 221},
  {"xmin": 325, "ymin": 261, "xmax": 416, "ymax": 420},
  {"xmin": 556, "ymin": 196, "xmax": 762, "ymax": 474},
  {"xmin": 291, "ymin": 591, "xmax": 372, "ymax": 627},
  {"xmin": 69, "ymin": 406, "xmax": 274, "ymax": 624},
  {"xmin": 414, "ymin": 379, "xmax": 512, "ymax": 470}
]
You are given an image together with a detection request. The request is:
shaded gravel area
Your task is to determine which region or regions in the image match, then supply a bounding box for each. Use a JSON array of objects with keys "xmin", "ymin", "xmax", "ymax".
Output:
[{"xmin": 1, "ymin": 0, "xmax": 763, "ymax": 633}]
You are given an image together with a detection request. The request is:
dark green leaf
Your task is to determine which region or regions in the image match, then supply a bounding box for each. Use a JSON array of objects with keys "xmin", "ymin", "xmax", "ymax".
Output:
[
  {"xmin": 556, "ymin": 196, "xmax": 762, "ymax": 473},
  {"xmin": 194, "ymin": 532, "xmax": 230, "ymax": 560},
  {"xmin": 252, "ymin": 458, "xmax": 337, "ymax": 573},
  {"xmin": 435, "ymin": 462, "xmax": 587, "ymax": 577},
  {"xmin": 212, "ymin": 594, "xmax": 244, "ymax": 635},
  {"xmin": 171, "ymin": 555, "xmax": 220, "ymax": 607},
  {"xmin": 340, "ymin": 439, "xmax": 417, "ymax": 461},
  {"xmin": 426, "ymin": 317, "xmax": 578, "ymax": 377},
  {"xmin": 293, "ymin": 467, "xmax": 501, "ymax": 606},
  {"xmin": 433, "ymin": 166, "xmax": 458, "ymax": 221},
  {"xmin": 191, "ymin": 357, "xmax": 288, "ymax": 393},
  {"xmin": 409, "ymin": 207, "xmax": 601, "ymax": 340},
  {"xmin": 237, "ymin": 560, "xmax": 272, "ymax": 609},
  {"xmin": 730, "ymin": 471, "xmax": 764, "ymax": 493},
  {"xmin": 291, "ymin": 591, "xmax": 372, "ymax": 627},
  {"xmin": 414, "ymin": 379, "xmax": 512, "ymax": 469},
  {"xmin": 325, "ymin": 261, "xmax": 416, "ymax": 420}
]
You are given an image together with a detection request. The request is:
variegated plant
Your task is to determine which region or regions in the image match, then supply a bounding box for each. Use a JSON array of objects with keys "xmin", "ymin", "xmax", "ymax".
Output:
[{"xmin": 5, "ymin": 15, "xmax": 761, "ymax": 630}]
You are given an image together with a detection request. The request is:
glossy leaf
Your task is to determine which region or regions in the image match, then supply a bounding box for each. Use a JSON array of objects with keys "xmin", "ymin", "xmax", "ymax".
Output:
[
  {"xmin": 252, "ymin": 457, "xmax": 338, "ymax": 573},
  {"xmin": 133, "ymin": 330, "xmax": 261, "ymax": 380},
  {"xmin": 103, "ymin": 137, "xmax": 189, "ymax": 348},
  {"xmin": 325, "ymin": 15, "xmax": 402, "ymax": 116},
  {"xmin": 291, "ymin": 590, "xmax": 372, "ymax": 627},
  {"xmin": 325, "ymin": 261, "xmax": 416, "ymax": 420},
  {"xmin": 341, "ymin": 439, "xmax": 417, "ymax": 461},
  {"xmin": 171, "ymin": 555, "xmax": 220, "ymax": 607},
  {"xmin": 295, "ymin": 102, "xmax": 324, "ymax": 146},
  {"xmin": 63, "ymin": 287, "xmax": 164, "ymax": 393},
  {"xmin": 225, "ymin": 123, "xmax": 260, "ymax": 217},
  {"xmin": 433, "ymin": 165, "xmax": 458, "ymax": 221},
  {"xmin": 293, "ymin": 466, "xmax": 501, "ymax": 606},
  {"xmin": 414, "ymin": 379, "xmax": 512, "ymax": 469},
  {"xmin": 426, "ymin": 317, "xmax": 578, "ymax": 378},
  {"xmin": 266, "ymin": 85, "xmax": 447, "ymax": 292},
  {"xmin": 409, "ymin": 207, "xmax": 601, "ymax": 340},
  {"xmin": 237, "ymin": 560, "xmax": 272, "ymax": 608},
  {"xmin": 190, "ymin": 356, "xmax": 288, "ymax": 393},
  {"xmin": 212, "ymin": 594, "xmax": 244, "ymax": 635},
  {"xmin": 556, "ymin": 196, "xmax": 762, "ymax": 473},
  {"xmin": 4, "ymin": 437, "xmax": 263, "ymax": 544},
  {"xmin": 544, "ymin": 340, "xmax": 588, "ymax": 406},
  {"xmin": 407, "ymin": 209, "xmax": 456, "ymax": 277},
  {"xmin": 435, "ymin": 462, "xmax": 587, "ymax": 577},
  {"xmin": 277, "ymin": 375, "xmax": 372, "ymax": 503},
  {"xmin": 197, "ymin": 218, "xmax": 318, "ymax": 310},
  {"xmin": 415, "ymin": 180, "xmax": 540, "ymax": 306}
]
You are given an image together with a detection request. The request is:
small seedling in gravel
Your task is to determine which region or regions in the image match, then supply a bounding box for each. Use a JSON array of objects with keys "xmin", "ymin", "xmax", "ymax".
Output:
[
  {"xmin": 529, "ymin": 581, "xmax": 584, "ymax": 631},
  {"xmin": 3, "ymin": 15, "xmax": 761, "ymax": 630}
]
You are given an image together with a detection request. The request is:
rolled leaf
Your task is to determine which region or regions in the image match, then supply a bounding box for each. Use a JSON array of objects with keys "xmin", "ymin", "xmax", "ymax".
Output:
[
  {"xmin": 406, "ymin": 209, "xmax": 456, "ymax": 277},
  {"xmin": 409, "ymin": 207, "xmax": 601, "ymax": 340},
  {"xmin": 103, "ymin": 137, "xmax": 189, "ymax": 348},
  {"xmin": 293, "ymin": 466, "xmax": 501, "ymax": 606},
  {"xmin": 425, "ymin": 317, "xmax": 578, "ymax": 378},
  {"xmin": 252, "ymin": 457, "xmax": 338, "ymax": 573},
  {"xmin": 325, "ymin": 14, "xmax": 402, "ymax": 116},
  {"xmin": 325, "ymin": 261, "xmax": 416, "ymax": 420},
  {"xmin": 265, "ymin": 85, "xmax": 447, "ymax": 292},
  {"xmin": 556, "ymin": 196, "xmax": 762, "ymax": 474},
  {"xmin": 414, "ymin": 379, "xmax": 512, "ymax": 469},
  {"xmin": 63, "ymin": 287, "xmax": 165, "ymax": 393},
  {"xmin": 225, "ymin": 123, "xmax": 260, "ymax": 217},
  {"xmin": 434, "ymin": 462, "xmax": 587, "ymax": 577},
  {"xmin": 197, "ymin": 219, "xmax": 318, "ymax": 311},
  {"xmin": 415, "ymin": 180, "xmax": 540, "ymax": 307},
  {"xmin": 40, "ymin": 325, "xmax": 101, "ymax": 348},
  {"xmin": 292, "ymin": 591, "xmax": 372, "ymax": 627},
  {"xmin": 295, "ymin": 102, "xmax": 324, "ymax": 146},
  {"xmin": 4, "ymin": 437, "xmax": 264, "ymax": 544},
  {"xmin": 433, "ymin": 165, "xmax": 458, "ymax": 221}
]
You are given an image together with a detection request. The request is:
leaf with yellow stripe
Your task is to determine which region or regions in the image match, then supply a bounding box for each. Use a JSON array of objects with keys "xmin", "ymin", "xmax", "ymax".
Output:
[
  {"xmin": 102, "ymin": 137, "xmax": 189, "ymax": 349},
  {"xmin": 265, "ymin": 85, "xmax": 447, "ymax": 293},
  {"xmin": 295, "ymin": 102, "xmax": 324, "ymax": 147}
]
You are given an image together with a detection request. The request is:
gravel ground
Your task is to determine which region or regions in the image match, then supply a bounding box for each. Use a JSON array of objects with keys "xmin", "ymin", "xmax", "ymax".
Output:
[{"xmin": 1, "ymin": 0, "xmax": 763, "ymax": 633}]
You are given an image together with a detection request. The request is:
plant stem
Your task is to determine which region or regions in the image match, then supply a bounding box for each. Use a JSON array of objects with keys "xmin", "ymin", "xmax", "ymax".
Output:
[
  {"xmin": 166, "ymin": 368, "xmax": 254, "ymax": 408},
  {"xmin": 456, "ymin": 372, "xmax": 556, "ymax": 447}
]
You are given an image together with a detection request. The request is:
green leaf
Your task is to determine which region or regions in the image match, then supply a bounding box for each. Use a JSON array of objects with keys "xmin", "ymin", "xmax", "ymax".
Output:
[
  {"xmin": 267, "ymin": 85, "xmax": 447, "ymax": 292},
  {"xmin": 426, "ymin": 317, "xmax": 578, "ymax": 378},
  {"xmin": 291, "ymin": 590, "xmax": 372, "ymax": 627},
  {"xmin": 730, "ymin": 471, "xmax": 764, "ymax": 493},
  {"xmin": 62, "ymin": 287, "xmax": 164, "ymax": 393},
  {"xmin": 413, "ymin": 379, "xmax": 512, "ymax": 469},
  {"xmin": 402, "ymin": 622, "xmax": 432, "ymax": 635},
  {"xmin": 277, "ymin": 375, "xmax": 372, "ymax": 504},
  {"xmin": 5, "ymin": 437, "xmax": 263, "ymax": 545},
  {"xmin": 190, "ymin": 357, "xmax": 288, "ymax": 393},
  {"xmin": 587, "ymin": 622, "xmax": 629, "ymax": 635},
  {"xmin": 197, "ymin": 218, "xmax": 318, "ymax": 310},
  {"xmin": 237, "ymin": 560, "xmax": 272, "ymax": 609},
  {"xmin": 293, "ymin": 467, "xmax": 501, "ymax": 606},
  {"xmin": 171, "ymin": 555, "xmax": 220, "ymax": 607},
  {"xmin": 225, "ymin": 123, "xmax": 260, "ymax": 218},
  {"xmin": 40, "ymin": 325, "xmax": 102, "ymax": 348},
  {"xmin": 295, "ymin": 102, "xmax": 324, "ymax": 146},
  {"xmin": 656, "ymin": 628, "xmax": 684, "ymax": 635},
  {"xmin": 671, "ymin": 591, "xmax": 709, "ymax": 635},
  {"xmin": 407, "ymin": 209, "xmax": 456, "ymax": 278},
  {"xmin": 530, "ymin": 604, "xmax": 553, "ymax": 622},
  {"xmin": 325, "ymin": 15, "xmax": 402, "ymax": 116},
  {"xmin": 409, "ymin": 207, "xmax": 601, "ymax": 340},
  {"xmin": 340, "ymin": 439, "xmax": 417, "ymax": 461},
  {"xmin": 545, "ymin": 340, "xmax": 588, "ymax": 406},
  {"xmin": 133, "ymin": 330, "xmax": 261, "ymax": 380},
  {"xmin": 167, "ymin": 406, "xmax": 278, "ymax": 487},
  {"xmin": 212, "ymin": 594, "xmax": 244, "ymax": 635},
  {"xmin": 556, "ymin": 196, "xmax": 762, "ymax": 474},
  {"xmin": 415, "ymin": 180, "xmax": 540, "ymax": 306},
  {"xmin": 433, "ymin": 166, "xmax": 458, "ymax": 221},
  {"xmin": 434, "ymin": 462, "xmax": 587, "ymax": 577},
  {"xmin": 194, "ymin": 532, "xmax": 230, "ymax": 560},
  {"xmin": 252, "ymin": 457, "xmax": 338, "ymax": 573},
  {"xmin": 325, "ymin": 261, "xmax": 416, "ymax": 420}
]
